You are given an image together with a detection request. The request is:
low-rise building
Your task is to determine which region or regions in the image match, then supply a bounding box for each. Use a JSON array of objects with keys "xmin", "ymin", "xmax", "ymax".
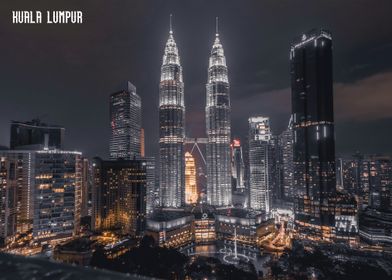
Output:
[
  {"xmin": 53, "ymin": 238, "xmax": 93, "ymax": 266},
  {"xmin": 146, "ymin": 209, "xmax": 194, "ymax": 248},
  {"xmin": 215, "ymin": 208, "xmax": 271, "ymax": 245}
]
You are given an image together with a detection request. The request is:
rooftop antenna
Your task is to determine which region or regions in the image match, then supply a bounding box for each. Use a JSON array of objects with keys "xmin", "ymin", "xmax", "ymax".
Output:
[
  {"xmin": 215, "ymin": 16, "xmax": 219, "ymax": 36},
  {"xmin": 169, "ymin": 14, "xmax": 173, "ymax": 34}
]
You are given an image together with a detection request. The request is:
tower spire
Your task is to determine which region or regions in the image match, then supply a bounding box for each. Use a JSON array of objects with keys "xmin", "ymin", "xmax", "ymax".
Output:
[
  {"xmin": 169, "ymin": 14, "xmax": 173, "ymax": 34},
  {"xmin": 215, "ymin": 17, "xmax": 219, "ymax": 37}
]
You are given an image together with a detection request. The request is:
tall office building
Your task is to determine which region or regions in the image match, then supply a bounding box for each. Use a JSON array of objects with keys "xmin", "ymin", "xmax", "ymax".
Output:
[
  {"xmin": 359, "ymin": 156, "xmax": 392, "ymax": 245},
  {"xmin": 248, "ymin": 117, "xmax": 272, "ymax": 213},
  {"xmin": 268, "ymin": 135, "xmax": 280, "ymax": 205},
  {"xmin": 33, "ymin": 150, "xmax": 82, "ymax": 241},
  {"xmin": 92, "ymin": 158, "xmax": 147, "ymax": 237},
  {"xmin": 185, "ymin": 152, "xmax": 198, "ymax": 204},
  {"xmin": 231, "ymin": 139, "xmax": 245, "ymax": 192},
  {"xmin": 145, "ymin": 157, "xmax": 156, "ymax": 215},
  {"xmin": 159, "ymin": 18, "xmax": 185, "ymax": 208},
  {"xmin": 0, "ymin": 157, "xmax": 17, "ymax": 246},
  {"xmin": 0, "ymin": 149, "xmax": 82, "ymax": 242},
  {"xmin": 2, "ymin": 119, "xmax": 83, "ymax": 243},
  {"xmin": 10, "ymin": 119, "xmax": 64, "ymax": 150},
  {"xmin": 337, "ymin": 152, "xmax": 366, "ymax": 207},
  {"xmin": 362, "ymin": 156, "xmax": 392, "ymax": 212},
  {"xmin": 206, "ymin": 19, "xmax": 232, "ymax": 206},
  {"xmin": 109, "ymin": 81, "xmax": 142, "ymax": 160},
  {"xmin": 81, "ymin": 158, "xmax": 92, "ymax": 218},
  {"xmin": 0, "ymin": 151, "xmax": 35, "ymax": 234},
  {"xmin": 140, "ymin": 128, "xmax": 145, "ymax": 157},
  {"xmin": 291, "ymin": 29, "xmax": 336, "ymax": 240},
  {"xmin": 279, "ymin": 120, "xmax": 295, "ymax": 202}
]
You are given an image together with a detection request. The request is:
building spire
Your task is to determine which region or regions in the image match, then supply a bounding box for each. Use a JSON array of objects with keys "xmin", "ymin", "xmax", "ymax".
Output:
[
  {"xmin": 169, "ymin": 14, "xmax": 173, "ymax": 34},
  {"xmin": 215, "ymin": 17, "xmax": 219, "ymax": 37}
]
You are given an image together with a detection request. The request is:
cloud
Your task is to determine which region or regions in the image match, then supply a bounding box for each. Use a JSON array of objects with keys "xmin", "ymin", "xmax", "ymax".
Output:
[
  {"xmin": 229, "ymin": 71, "xmax": 392, "ymax": 135},
  {"xmin": 335, "ymin": 72, "xmax": 392, "ymax": 121}
]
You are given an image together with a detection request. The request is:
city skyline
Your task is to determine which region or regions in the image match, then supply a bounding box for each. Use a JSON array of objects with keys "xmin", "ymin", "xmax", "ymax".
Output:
[
  {"xmin": 1, "ymin": 0, "xmax": 392, "ymax": 158},
  {"xmin": 1, "ymin": 2, "xmax": 392, "ymax": 278}
]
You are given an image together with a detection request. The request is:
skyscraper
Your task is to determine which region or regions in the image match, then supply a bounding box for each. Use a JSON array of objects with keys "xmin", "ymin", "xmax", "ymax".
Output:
[
  {"xmin": 81, "ymin": 157, "xmax": 92, "ymax": 218},
  {"xmin": 159, "ymin": 16, "xmax": 185, "ymax": 208},
  {"xmin": 33, "ymin": 150, "xmax": 82, "ymax": 241},
  {"xmin": 359, "ymin": 156, "xmax": 392, "ymax": 245},
  {"xmin": 291, "ymin": 29, "xmax": 336, "ymax": 240},
  {"xmin": 0, "ymin": 151, "xmax": 34, "ymax": 234},
  {"xmin": 185, "ymin": 152, "xmax": 198, "ymax": 204},
  {"xmin": 0, "ymin": 149, "xmax": 82, "ymax": 243},
  {"xmin": 362, "ymin": 156, "xmax": 392, "ymax": 212},
  {"xmin": 92, "ymin": 158, "xmax": 147, "ymax": 237},
  {"xmin": 279, "ymin": 119, "xmax": 294, "ymax": 202},
  {"xmin": 0, "ymin": 156, "xmax": 17, "ymax": 246},
  {"xmin": 206, "ymin": 19, "xmax": 232, "ymax": 206},
  {"xmin": 140, "ymin": 128, "xmax": 145, "ymax": 157},
  {"xmin": 145, "ymin": 156, "xmax": 156, "ymax": 215},
  {"xmin": 231, "ymin": 139, "xmax": 245, "ymax": 192},
  {"xmin": 248, "ymin": 116, "xmax": 272, "ymax": 213},
  {"xmin": 109, "ymin": 81, "xmax": 142, "ymax": 160}
]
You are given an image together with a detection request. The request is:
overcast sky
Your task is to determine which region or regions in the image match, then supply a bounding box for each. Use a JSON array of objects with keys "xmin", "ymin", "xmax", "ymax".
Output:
[{"xmin": 1, "ymin": 0, "xmax": 392, "ymax": 158}]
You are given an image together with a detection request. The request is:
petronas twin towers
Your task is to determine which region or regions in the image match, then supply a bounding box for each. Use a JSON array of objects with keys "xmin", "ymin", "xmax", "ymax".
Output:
[{"xmin": 159, "ymin": 17, "xmax": 231, "ymax": 208}]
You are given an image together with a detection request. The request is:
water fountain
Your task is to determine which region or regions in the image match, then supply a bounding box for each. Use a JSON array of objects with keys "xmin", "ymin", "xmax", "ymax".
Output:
[{"xmin": 221, "ymin": 227, "xmax": 250, "ymax": 265}]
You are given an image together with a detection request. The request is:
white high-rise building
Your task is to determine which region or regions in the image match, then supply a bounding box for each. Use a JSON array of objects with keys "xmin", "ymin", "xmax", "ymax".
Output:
[
  {"xmin": 159, "ymin": 16, "xmax": 185, "ymax": 208},
  {"xmin": 248, "ymin": 116, "xmax": 272, "ymax": 213},
  {"xmin": 206, "ymin": 19, "xmax": 232, "ymax": 206}
]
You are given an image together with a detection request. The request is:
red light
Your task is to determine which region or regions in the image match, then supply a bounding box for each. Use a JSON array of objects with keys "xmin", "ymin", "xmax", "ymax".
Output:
[{"xmin": 233, "ymin": 139, "xmax": 240, "ymax": 147}]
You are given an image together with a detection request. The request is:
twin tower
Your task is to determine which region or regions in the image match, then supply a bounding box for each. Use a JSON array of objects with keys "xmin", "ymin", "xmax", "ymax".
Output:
[{"xmin": 159, "ymin": 17, "xmax": 231, "ymax": 208}]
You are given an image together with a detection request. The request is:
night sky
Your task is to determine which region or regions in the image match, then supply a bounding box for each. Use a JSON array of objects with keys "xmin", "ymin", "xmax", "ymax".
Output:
[{"xmin": 1, "ymin": 0, "xmax": 392, "ymax": 158}]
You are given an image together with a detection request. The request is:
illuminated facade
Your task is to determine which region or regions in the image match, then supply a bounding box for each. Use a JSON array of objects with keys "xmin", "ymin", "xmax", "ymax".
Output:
[
  {"xmin": 359, "ymin": 156, "xmax": 392, "ymax": 245},
  {"xmin": 279, "ymin": 120, "xmax": 294, "ymax": 202},
  {"xmin": 248, "ymin": 116, "xmax": 272, "ymax": 213},
  {"xmin": 185, "ymin": 152, "xmax": 198, "ymax": 204},
  {"xmin": 145, "ymin": 156, "xmax": 156, "ymax": 214},
  {"xmin": 231, "ymin": 139, "xmax": 245, "ymax": 192},
  {"xmin": 0, "ymin": 149, "xmax": 82, "ymax": 243},
  {"xmin": 215, "ymin": 208, "xmax": 270, "ymax": 245},
  {"xmin": 337, "ymin": 152, "xmax": 371, "ymax": 209},
  {"xmin": 159, "ymin": 18, "xmax": 185, "ymax": 208},
  {"xmin": 206, "ymin": 20, "xmax": 232, "ymax": 206},
  {"xmin": 0, "ymin": 157, "xmax": 17, "ymax": 245},
  {"xmin": 109, "ymin": 82, "xmax": 141, "ymax": 160},
  {"xmin": 0, "ymin": 151, "xmax": 34, "ymax": 234},
  {"xmin": 92, "ymin": 158, "xmax": 146, "ymax": 237},
  {"xmin": 194, "ymin": 214, "xmax": 216, "ymax": 244},
  {"xmin": 33, "ymin": 150, "xmax": 82, "ymax": 241},
  {"xmin": 81, "ymin": 158, "xmax": 92, "ymax": 218},
  {"xmin": 146, "ymin": 210, "xmax": 194, "ymax": 248},
  {"xmin": 291, "ymin": 29, "xmax": 336, "ymax": 241},
  {"xmin": 334, "ymin": 193, "xmax": 358, "ymax": 245},
  {"xmin": 140, "ymin": 128, "xmax": 145, "ymax": 157}
]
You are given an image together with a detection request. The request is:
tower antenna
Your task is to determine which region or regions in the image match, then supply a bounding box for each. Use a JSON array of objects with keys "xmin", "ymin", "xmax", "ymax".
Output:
[
  {"xmin": 215, "ymin": 16, "xmax": 219, "ymax": 36},
  {"xmin": 169, "ymin": 14, "xmax": 173, "ymax": 34}
]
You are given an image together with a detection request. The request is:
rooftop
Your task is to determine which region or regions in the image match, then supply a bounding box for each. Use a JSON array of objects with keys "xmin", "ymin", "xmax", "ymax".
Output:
[{"xmin": 149, "ymin": 208, "xmax": 192, "ymax": 222}]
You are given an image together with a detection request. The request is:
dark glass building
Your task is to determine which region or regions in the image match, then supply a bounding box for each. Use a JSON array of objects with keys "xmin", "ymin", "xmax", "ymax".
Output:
[
  {"xmin": 278, "ymin": 119, "xmax": 295, "ymax": 202},
  {"xmin": 10, "ymin": 119, "xmax": 64, "ymax": 150},
  {"xmin": 92, "ymin": 158, "xmax": 146, "ymax": 237},
  {"xmin": 290, "ymin": 29, "xmax": 336, "ymax": 241},
  {"xmin": 109, "ymin": 82, "xmax": 142, "ymax": 160},
  {"xmin": 231, "ymin": 139, "xmax": 245, "ymax": 193}
]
